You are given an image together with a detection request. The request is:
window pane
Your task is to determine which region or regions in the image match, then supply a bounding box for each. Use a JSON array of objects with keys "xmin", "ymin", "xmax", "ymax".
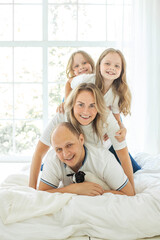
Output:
[
  {"xmin": 107, "ymin": 5, "xmax": 123, "ymax": 41},
  {"xmin": 14, "ymin": 48, "xmax": 42, "ymax": 83},
  {"xmin": 14, "ymin": 0, "xmax": 42, "ymax": 3},
  {"xmin": 14, "ymin": 84, "xmax": 42, "ymax": 119},
  {"xmin": 48, "ymin": 47, "xmax": 74, "ymax": 118},
  {"xmin": 0, "ymin": 5, "xmax": 12, "ymax": 41},
  {"xmin": 48, "ymin": 47, "xmax": 75, "ymax": 83},
  {"xmin": 79, "ymin": 0, "xmax": 106, "ymax": 3},
  {"xmin": 0, "ymin": 48, "xmax": 12, "ymax": 82},
  {"xmin": 0, "ymin": 121, "xmax": 13, "ymax": 154},
  {"xmin": 107, "ymin": 0, "xmax": 132, "ymax": 4},
  {"xmin": 14, "ymin": 5, "xmax": 42, "ymax": 40},
  {"xmin": 78, "ymin": 47, "xmax": 105, "ymax": 63},
  {"xmin": 0, "ymin": 84, "xmax": 13, "ymax": 119},
  {"xmin": 15, "ymin": 120, "xmax": 42, "ymax": 154},
  {"xmin": 49, "ymin": 0, "xmax": 76, "ymax": 3},
  {"xmin": 48, "ymin": 5, "xmax": 77, "ymax": 41},
  {"xmin": 48, "ymin": 83, "xmax": 64, "ymax": 118},
  {"xmin": 0, "ymin": 1, "xmax": 12, "ymax": 4},
  {"xmin": 78, "ymin": 5, "xmax": 106, "ymax": 41},
  {"xmin": 107, "ymin": 0, "xmax": 123, "ymax": 4},
  {"xmin": 123, "ymin": 6, "xmax": 133, "ymax": 41}
]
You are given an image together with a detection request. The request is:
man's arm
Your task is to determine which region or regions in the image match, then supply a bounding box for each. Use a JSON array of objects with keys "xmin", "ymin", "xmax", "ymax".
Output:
[
  {"xmin": 104, "ymin": 180, "xmax": 135, "ymax": 196},
  {"xmin": 38, "ymin": 181, "xmax": 104, "ymax": 196}
]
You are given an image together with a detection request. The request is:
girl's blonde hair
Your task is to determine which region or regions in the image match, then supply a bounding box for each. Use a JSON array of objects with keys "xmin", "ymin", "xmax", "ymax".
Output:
[
  {"xmin": 96, "ymin": 48, "xmax": 131, "ymax": 116},
  {"xmin": 66, "ymin": 50, "xmax": 95, "ymax": 79},
  {"xmin": 64, "ymin": 83, "xmax": 109, "ymax": 142}
]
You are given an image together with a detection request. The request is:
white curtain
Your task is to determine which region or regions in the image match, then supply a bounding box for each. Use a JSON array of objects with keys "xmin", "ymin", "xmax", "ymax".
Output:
[{"xmin": 127, "ymin": 0, "xmax": 160, "ymax": 155}]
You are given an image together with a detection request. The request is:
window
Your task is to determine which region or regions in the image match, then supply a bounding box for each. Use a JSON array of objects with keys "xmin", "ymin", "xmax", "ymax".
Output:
[{"xmin": 0, "ymin": 0, "xmax": 133, "ymax": 161}]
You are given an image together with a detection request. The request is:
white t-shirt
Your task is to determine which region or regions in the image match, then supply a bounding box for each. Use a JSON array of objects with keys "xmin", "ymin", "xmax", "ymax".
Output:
[
  {"xmin": 40, "ymin": 144, "xmax": 128, "ymax": 191},
  {"xmin": 71, "ymin": 73, "xmax": 120, "ymax": 114},
  {"xmin": 40, "ymin": 112, "xmax": 126, "ymax": 150}
]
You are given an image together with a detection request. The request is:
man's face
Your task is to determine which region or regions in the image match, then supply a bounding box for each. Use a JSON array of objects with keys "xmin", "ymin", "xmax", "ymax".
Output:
[{"xmin": 52, "ymin": 126, "xmax": 85, "ymax": 172}]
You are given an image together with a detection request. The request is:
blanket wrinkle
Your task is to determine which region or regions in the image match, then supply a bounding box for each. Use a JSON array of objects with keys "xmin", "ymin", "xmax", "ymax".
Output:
[
  {"xmin": 0, "ymin": 152, "xmax": 160, "ymax": 240},
  {"xmin": 0, "ymin": 183, "xmax": 74, "ymax": 224}
]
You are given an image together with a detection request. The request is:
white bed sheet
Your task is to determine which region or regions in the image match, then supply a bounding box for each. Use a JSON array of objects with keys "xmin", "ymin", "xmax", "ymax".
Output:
[{"xmin": 0, "ymin": 152, "xmax": 160, "ymax": 240}]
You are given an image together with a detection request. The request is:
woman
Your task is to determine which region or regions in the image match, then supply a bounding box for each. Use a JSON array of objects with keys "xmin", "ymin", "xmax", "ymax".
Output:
[{"xmin": 29, "ymin": 83, "xmax": 134, "ymax": 191}]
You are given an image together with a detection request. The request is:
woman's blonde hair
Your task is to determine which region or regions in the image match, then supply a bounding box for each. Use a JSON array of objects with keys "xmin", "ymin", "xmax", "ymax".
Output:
[
  {"xmin": 64, "ymin": 83, "xmax": 109, "ymax": 142},
  {"xmin": 66, "ymin": 50, "xmax": 95, "ymax": 79},
  {"xmin": 96, "ymin": 48, "xmax": 131, "ymax": 116}
]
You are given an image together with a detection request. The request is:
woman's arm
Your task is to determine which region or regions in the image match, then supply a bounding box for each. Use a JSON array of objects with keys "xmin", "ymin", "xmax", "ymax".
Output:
[
  {"xmin": 105, "ymin": 111, "xmax": 135, "ymax": 192},
  {"xmin": 103, "ymin": 113, "xmax": 126, "ymax": 142},
  {"xmin": 29, "ymin": 140, "xmax": 50, "ymax": 189},
  {"xmin": 116, "ymin": 147, "xmax": 135, "ymax": 192}
]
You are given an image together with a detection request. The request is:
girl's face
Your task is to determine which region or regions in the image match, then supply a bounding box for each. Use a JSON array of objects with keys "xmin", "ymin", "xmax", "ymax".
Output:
[
  {"xmin": 73, "ymin": 90, "xmax": 98, "ymax": 126},
  {"xmin": 72, "ymin": 53, "xmax": 93, "ymax": 76},
  {"xmin": 100, "ymin": 52, "xmax": 122, "ymax": 82}
]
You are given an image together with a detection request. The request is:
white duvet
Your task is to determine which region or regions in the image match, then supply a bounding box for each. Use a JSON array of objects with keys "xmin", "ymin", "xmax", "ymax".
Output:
[{"xmin": 0, "ymin": 152, "xmax": 160, "ymax": 240}]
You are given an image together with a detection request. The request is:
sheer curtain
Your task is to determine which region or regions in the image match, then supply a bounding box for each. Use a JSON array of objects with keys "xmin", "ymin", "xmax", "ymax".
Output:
[{"xmin": 127, "ymin": 0, "xmax": 160, "ymax": 155}]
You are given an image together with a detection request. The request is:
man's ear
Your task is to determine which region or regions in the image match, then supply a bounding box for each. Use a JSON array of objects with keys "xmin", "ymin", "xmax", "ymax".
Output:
[{"xmin": 79, "ymin": 133, "xmax": 84, "ymax": 145}]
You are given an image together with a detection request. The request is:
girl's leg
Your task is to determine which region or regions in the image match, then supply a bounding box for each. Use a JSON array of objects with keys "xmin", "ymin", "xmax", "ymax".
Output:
[{"xmin": 109, "ymin": 145, "xmax": 141, "ymax": 173}]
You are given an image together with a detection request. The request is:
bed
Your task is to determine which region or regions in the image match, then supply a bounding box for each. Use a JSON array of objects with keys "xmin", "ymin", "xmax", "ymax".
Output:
[{"xmin": 0, "ymin": 152, "xmax": 160, "ymax": 240}]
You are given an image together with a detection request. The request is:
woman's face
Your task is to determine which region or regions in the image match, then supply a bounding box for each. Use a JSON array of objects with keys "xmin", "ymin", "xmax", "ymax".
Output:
[{"xmin": 73, "ymin": 90, "xmax": 98, "ymax": 126}]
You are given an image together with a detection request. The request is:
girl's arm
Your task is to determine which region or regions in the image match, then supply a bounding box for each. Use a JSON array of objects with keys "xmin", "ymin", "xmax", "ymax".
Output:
[
  {"xmin": 56, "ymin": 79, "xmax": 72, "ymax": 114},
  {"xmin": 115, "ymin": 147, "xmax": 135, "ymax": 192},
  {"xmin": 65, "ymin": 78, "xmax": 73, "ymax": 99},
  {"xmin": 29, "ymin": 140, "xmax": 50, "ymax": 189}
]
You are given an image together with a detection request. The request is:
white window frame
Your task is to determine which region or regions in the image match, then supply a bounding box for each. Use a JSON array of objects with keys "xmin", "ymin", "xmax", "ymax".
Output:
[{"xmin": 0, "ymin": 0, "xmax": 133, "ymax": 162}]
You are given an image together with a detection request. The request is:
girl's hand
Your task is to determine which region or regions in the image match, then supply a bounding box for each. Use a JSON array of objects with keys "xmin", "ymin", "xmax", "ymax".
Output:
[
  {"xmin": 56, "ymin": 102, "xmax": 65, "ymax": 113},
  {"xmin": 115, "ymin": 127, "xmax": 127, "ymax": 142}
]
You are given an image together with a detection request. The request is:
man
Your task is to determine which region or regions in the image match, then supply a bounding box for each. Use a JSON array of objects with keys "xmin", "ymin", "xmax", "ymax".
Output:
[{"xmin": 39, "ymin": 122, "xmax": 135, "ymax": 196}]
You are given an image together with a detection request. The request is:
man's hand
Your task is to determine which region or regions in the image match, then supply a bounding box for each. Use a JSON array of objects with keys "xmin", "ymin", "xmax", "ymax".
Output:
[{"xmin": 66, "ymin": 182, "xmax": 104, "ymax": 196}]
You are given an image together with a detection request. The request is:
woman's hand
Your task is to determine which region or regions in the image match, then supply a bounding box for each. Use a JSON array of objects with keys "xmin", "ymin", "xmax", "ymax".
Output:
[{"xmin": 56, "ymin": 102, "xmax": 65, "ymax": 114}]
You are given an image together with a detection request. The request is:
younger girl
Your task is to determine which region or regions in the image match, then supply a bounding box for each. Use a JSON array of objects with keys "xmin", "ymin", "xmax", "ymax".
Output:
[{"xmin": 57, "ymin": 50, "xmax": 95, "ymax": 113}]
